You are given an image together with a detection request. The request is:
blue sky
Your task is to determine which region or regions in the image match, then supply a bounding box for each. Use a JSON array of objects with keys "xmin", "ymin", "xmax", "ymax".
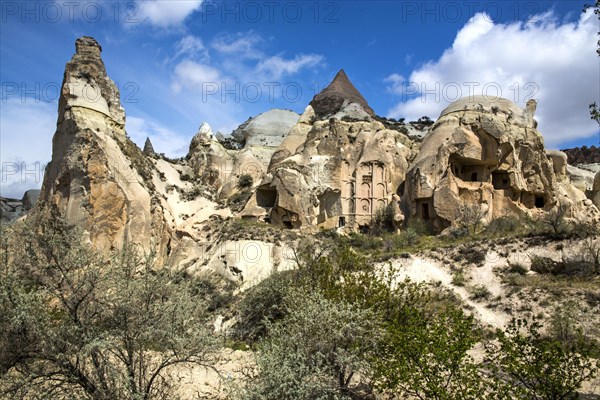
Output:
[{"xmin": 1, "ymin": 0, "xmax": 599, "ymax": 198}]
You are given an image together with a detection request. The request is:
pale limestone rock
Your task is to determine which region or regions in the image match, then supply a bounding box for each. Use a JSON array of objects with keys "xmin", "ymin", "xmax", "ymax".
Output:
[
  {"xmin": 593, "ymin": 172, "xmax": 600, "ymax": 209},
  {"xmin": 566, "ymin": 164, "xmax": 596, "ymax": 192},
  {"xmin": 243, "ymin": 117, "xmax": 413, "ymax": 229},
  {"xmin": 35, "ymin": 37, "xmax": 172, "ymax": 260},
  {"xmin": 232, "ymin": 109, "xmax": 299, "ymax": 148},
  {"xmin": 404, "ymin": 95, "xmax": 598, "ymax": 231}
]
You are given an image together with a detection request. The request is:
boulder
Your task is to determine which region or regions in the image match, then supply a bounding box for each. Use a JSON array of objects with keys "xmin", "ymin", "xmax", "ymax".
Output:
[{"xmin": 21, "ymin": 189, "xmax": 41, "ymax": 210}]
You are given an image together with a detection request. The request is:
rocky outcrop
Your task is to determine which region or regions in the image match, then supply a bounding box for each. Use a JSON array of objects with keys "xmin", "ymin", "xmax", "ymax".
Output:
[
  {"xmin": 232, "ymin": 109, "xmax": 299, "ymax": 148},
  {"xmin": 404, "ymin": 96, "xmax": 598, "ymax": 231},
  {"xmin": 593, "ymin": 172, "xmax": 600, "ymax": 209},
  {"xmin": 0, "ymin": 190, "xmax": 40, "ymax": 224},
  {"xmin": 143, "ymin": 137, "xmax": 155, "ymax": 156},
  {"xmin": 188, "ymin": 111, "xmax": 299, "ymax": 199},
  {"xmin": 242, "ymin": 101, "xmax": 416, "ymax": 229},
  {"xmin": 309, "ymin": 69, "xmax": 375, "ymax": 118},
  {"xmin": 35, "ymin": 37, "xmax": 172, "ymax": 258}
]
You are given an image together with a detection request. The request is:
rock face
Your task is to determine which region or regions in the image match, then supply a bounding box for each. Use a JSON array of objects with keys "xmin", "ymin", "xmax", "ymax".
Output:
[
  {"xmin": 188, "ymin": 111, "xmax": 300, "ymax": 199},
  {"xmin": 242, "ymin": 85, "xmax": 415, "ymax": 229},
  {"xmin": 404, "ymin": 96, "xmax": 598, "ymax": 231},
  {"xmin": 309, "ymin": 69, "xmax": 375, "ymax": 118},
  {"xmin": 593, "ymin": 172, "xmax": 600, "ymax": 209},
  {"xmin": 36, "ymin": 37, "xmax": 171, "ymax": 257},
  {"xmin": 232, "ymin": 109, "xmax": 299, "ymax": 148}
]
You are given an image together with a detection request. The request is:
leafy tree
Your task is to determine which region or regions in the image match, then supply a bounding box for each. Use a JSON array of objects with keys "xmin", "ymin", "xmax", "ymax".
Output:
[
  {"xmin": 0, "ymin": 211, "xmax": 218, "ymax": 399},
  {"xmin": 373, "ymin": 309, "xmax": 491, "ymax": 400},
  {"xmin": 457, "ymin": 203, "xmax": 486, "ymax": 235},
  {"xmin": 585, "ymin": 1, "xmax": 600, "ymax": 130},
  {"xmin": 233, "ymin": 271, "xmax": 293, "ymax": 345},
  {"xmin": 238, "ymin": 290, "xmax": 380, "ymax": 400},
  {"xmin": 488, "ymin": 319, "xmax": 598, "ymax": 400}
]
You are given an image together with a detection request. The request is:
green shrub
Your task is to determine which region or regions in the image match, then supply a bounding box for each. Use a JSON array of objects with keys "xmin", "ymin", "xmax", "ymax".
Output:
[
  {"xmin": 238, "ymin": 174, "xmax": 254, "ymax": 188},
  {"xmin": 489, "ymin": 319, "xmax": 598, "ymax": 399},
  {"xmin": 234, "ymin": 272, "xmax": 293, "ymax": 345},
  {"xmin": 238, "ymin": 291, "xmax": 379, "ymax": 399},
  {"xmin": 485, "ymin": 216, "xmax": 521, "ymax": 235},
  {"xmin": 451, "ymin": 271, "xmax": 467, "ymax": 286},
  {"xmin": 468, "ymin": 284, "xmax": 491, "ymax": 301},
  {"xmin": 507, "ymin": 262, "xmax": 528, "ymax": 275}
]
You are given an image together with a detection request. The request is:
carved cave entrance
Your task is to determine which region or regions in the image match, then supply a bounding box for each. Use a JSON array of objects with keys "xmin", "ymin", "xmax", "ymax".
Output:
[{"xmin": 492, "ymin": 171, "xmax": 511, "ymax": 190}]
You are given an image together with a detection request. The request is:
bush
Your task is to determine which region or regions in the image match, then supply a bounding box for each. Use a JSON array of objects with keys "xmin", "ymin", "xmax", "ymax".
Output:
[
  {"xmin": 234, "ymin": 272, "xmax": 293, "ymax": 345},
  {"xmin": 238, "ymin": 174, "xmax": 254, "ymax": 188},
  {"xmin": 238, "ymin": 291, "xmax": 379, "ymax": 400},
  {"xmin": 485, "ymin": 216, "xmax": 521, "ymax": 235},
  {"xmin": 0, "ymin": 213, "xmax": 218, "ymax": 399},
  {"xmin": 373, "ymin": 309, "xmax": 488, "ymax": 399},
  {"xmin": 468, "ymin": 284, "xmax": 491, "ymax": 301},
  {"xmin": 451, "ymin": 271, "xmax": 467, "ymax": 286},
  {"xmin": 507, "ymin": 262, "xmax": 528, "ymax": 275},
  {"xmin": 529, "ymin": 256, "xmax": 560, "ymax": 274},
  {"xmin": 489, "ymin": 319, "xmax": 598, "ymax": 399},
  {"xmin": 369, "ymin": 204, "xmax": 396, "ymax": 236}
]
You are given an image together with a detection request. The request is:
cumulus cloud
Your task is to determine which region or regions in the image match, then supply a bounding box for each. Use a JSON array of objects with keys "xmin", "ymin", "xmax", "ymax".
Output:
[
  {"xmin": 171, "ymin": 60, "xmax": 226, "ymax": 93},
  {"xmin": 256, "ymin": 54, "xmax": 324, "ymax": 81},
  {"xmin": 0, "ymin": 100, "xmax": 55, "ymax": 198},
  {"xmin": 136, "ymin": 0, "xmax": 204, "ymax": 27},
  {"xmin": 387, "ymin": 10, "xmax": 600, "ymax": 148}
]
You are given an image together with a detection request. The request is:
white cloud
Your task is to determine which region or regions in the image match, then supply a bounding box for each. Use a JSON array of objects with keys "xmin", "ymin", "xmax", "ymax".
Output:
[
  {"xmin": 126, "ymin": 116, "xmax": 190, "ymax": 157},
  {"xmin": 211, "ymin": 32, "xmax": 263, "ymax": 59},
  {"xmin": 173, "ymin": 35, "xmax": 208, "ymax": 61},
  {"xmin": 387, "ymin": 10, "xmax": 600, "ymax": 148},
  {"xmin": 171, "ymin": 60, "xmax": 226, "ymax": 93},
  {"xmin": 256, "ymin": 54, "xmax": 324, "ymax": 81},
  {"xmin": 0, "ymin": 100, "xmax": 55, "ymax": 198},
  {"xmin": 136, "ymin": 0, "xmax": 204, "ymax": 27},
  {"xmin": 384, "ymin": 73, "xmax": 405, "ymax": 94}
]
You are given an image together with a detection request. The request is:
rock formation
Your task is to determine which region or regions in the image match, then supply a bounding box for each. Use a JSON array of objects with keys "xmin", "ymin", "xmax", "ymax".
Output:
[
  {"xmin": 35, "ymin": 37, "xmax": 172, "ymax": 258},
  {"xmin": 404, "ymin": 96, "xmax": 598, "ymax": 231},
  {"xmin": 593, "ymin": 172, "xmax": 600, "ymax": 209},
  {"xmin": 19, "ymin": 36, "xmax": 599, "ymax": 270},
  {"xmin": 309, "ymin": 69, "xmax": 375, "ymax": 118},
  {"xmin": 188, "ymin": 111, "xmax": 299, "ymax": 199},
  {"xmin": 143, "ymin": 137, "xmax": 155, "ymax": 156},
  {"xmin": 241, "ymin": 72, "xmax": 416, "ymax": 229},
  {"xmin": 0, "ymin": 189, "xmax": 40, "ymax": 224}
]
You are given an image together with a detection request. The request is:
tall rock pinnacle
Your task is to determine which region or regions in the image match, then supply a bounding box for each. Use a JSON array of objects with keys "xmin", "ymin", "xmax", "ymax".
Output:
[
  {"xmin": 309, "ymin": 69, "xmax": 375, "ymax": 118},
  {"xmin": 59, "ymin": 36, "xmax": 125, "ymax": 126},
  {"xmin": 37, "ymin": 37, "xmax": 171, "ymax": 257}
]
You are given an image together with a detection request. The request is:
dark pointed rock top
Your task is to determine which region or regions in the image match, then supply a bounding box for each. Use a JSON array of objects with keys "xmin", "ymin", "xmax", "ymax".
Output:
[
  {"xmin": 143, "ymin": 137, "xmax": 155, "ymax": 155},
  {"xmin": 309, "ymin": 69, "xmax": 375, "ymax": 118}
]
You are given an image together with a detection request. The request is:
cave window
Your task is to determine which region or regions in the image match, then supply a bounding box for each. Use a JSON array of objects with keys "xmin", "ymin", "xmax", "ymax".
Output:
[
  {"xmin": 535, "ymin": 196, "xmax": 545, "ymax": 209},
  {"xmin": 492, "ymin": 171, "xmax": 511, "ymax": 190},
  {"xmin": 470, "ymin": 172, "xmax": 478, "ymax": 182},
  {"xmin": 338, "ymin": 217, "xmax": 346, "ymax": 227}
]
